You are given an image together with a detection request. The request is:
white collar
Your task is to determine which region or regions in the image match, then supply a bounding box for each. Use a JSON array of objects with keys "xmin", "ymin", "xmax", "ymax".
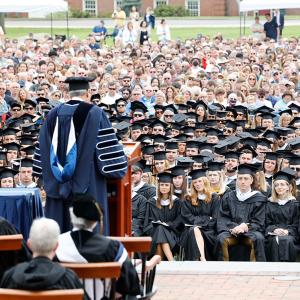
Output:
[
  {"xmin": 236, "ymin": 189, "xmax": 258, "ymax": 201},
  {"xmin": 278, "ymin": 197, "xmax": 295, "ymax": 205},
  {"xmin": 132, "ymin": 181, "xmax": 145, "ymax": 192},
  {"xmin": 198, "ymin": 194, "xmax": 206, "ymax": 200},
  {"xmin": 161, "ymin": 199, "xmax": 170, "ymax": 206}
]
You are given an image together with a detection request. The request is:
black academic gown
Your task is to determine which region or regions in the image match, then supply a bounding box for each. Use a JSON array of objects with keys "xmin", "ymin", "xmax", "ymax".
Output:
[
  {"xmin": 180, "ymin": 193, "xmax": 220, "ymax": 261},
  {"xmin": 216, "ymin": 190, "xmax": 267, "ymax": 261},
  {"xmin": 136, "ymin": 183, "xmax": 156, "ymax": 199},
  {"xmin": 132, "ymin": 193, "xmax": 147, "ymax": 237},
  {"xmin": 265, "ymin": 200, "xmax": 299, "ymax": 262},
  {"xmin": 55, "ymin": 230, "xmax": 140, "ymax": 298},
  {"xmin": 0, "ymin": 257, "xmax": 89, "ymax": 299},
  {"xmin": 143, "ymin": 197, "xmax": 182, "ymax": 256}
]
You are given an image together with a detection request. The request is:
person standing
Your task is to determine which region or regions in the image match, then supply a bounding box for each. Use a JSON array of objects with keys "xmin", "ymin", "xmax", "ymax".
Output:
[
  {"xmin": 33, "ymin": 77, "xmax": 128, "ymax": 234},
  {"xmin": 251, "ymin": 16, "xmax": 264, "ymax": 40},
  {"xmin": 112, "ymin": 6, "xmax": 126, "ymax": 29},
  {"xmin": 263, "ymin": 13, "xmax": 279, "ymax": 41}
]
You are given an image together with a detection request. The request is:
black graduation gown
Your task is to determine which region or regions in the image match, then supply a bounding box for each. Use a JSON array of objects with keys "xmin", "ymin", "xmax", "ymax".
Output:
[
  {"xmin": 216, "ymin": 190, "xmax": 267, "ymax": 261},
  {"xmin": 180, "ymin": 193, "xmax": 220, "ymax": 261},
  {"xmin": 0, "ymin": 257, "xmax": 89, "ymax": 300},
  {"xmin": 132, "ymin": 193, "xmax": 147, "ymax": 236},
  {"xmin": 55, "ymin": 230, "xmax": 140, "ymax": 297},
  {"xmin": 143, "ymin": 197, "xmax": 182, "ymax": 256},
  {"xmin": 265, "ymin": 200, "xmax": 299, "ymax": 262},
  {"xmin": 136, "ymin": 183, "xmax": 156, "ymax": 199}
]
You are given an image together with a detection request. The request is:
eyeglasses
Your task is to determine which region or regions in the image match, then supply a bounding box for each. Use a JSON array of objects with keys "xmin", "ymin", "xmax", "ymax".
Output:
[
  {"xmin": 164, "ymin": 115, "xmax": 174, "ymax": 118},
  {"xmin": 133, "ymin": 113, "xmax": 143, "ymax": 117},
  {"xmin": 291, "ymin": 167, "xmax": 300, "ymax": 172},
  {"xmin": 277, "ymin": 135, "xmax": 288, "ymax": 141},
  {"xmin": 12, "ymin": 108, "xmax": 21, "ymax": 112}
]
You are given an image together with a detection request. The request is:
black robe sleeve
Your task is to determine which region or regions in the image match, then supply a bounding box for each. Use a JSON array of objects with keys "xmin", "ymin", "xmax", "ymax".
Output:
[
  {"xmin": 132, "ymin": 194, "xmax": 147, "ymax": 237},
  {"xmin": 217, "ymin": 191, "xmax": 239, "ymax": 233}
]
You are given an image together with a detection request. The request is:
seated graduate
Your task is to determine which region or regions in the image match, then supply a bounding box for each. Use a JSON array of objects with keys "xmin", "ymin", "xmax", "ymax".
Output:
[
  {"xmin": 0, "ymin": 218, "xmax": 88, "ymax": 299},
  {"xmin": 55, "ymin": 193, "xmax": 140, "ymax": 299},
  {"xmin": 170, "ymin": 165, "xmax": 188, "ymax": 201},
  {"xmin": 206, "ymin": 161, "xmax": 228, "ymax": 196},
  {"xmin": 180, "ymin": 168, "xmax": 220, "ymax": 261},
  {"xmin": 216, "ymin": 164, "xmax": 267, "ymax": 261},
  {"xmin": 143, "ymin": 172, "xmax": 182, "ymax": 261},
  {"xmin": 0, "ymin": 168, "xmax": 17, "ymax": 188},
  {"xmin": 131, "ymin": 165, "xmax": 147, "ymax": 236},
  {"xmin": 265, "ymin": 168, "xmax": 299, "ymax": 262},
  {"xmin": 0, "ymin": 218, "xmax": 31, "ymax": 281},
  {"xmin": 16, "ymin": 158, "xmax": 37, "ymax": 188}
]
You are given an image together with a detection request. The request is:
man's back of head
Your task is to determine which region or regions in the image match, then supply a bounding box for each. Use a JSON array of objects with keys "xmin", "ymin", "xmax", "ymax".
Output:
[{"xmin": 28, "ymin": 218, "xmax": 60, "ymax": 259}]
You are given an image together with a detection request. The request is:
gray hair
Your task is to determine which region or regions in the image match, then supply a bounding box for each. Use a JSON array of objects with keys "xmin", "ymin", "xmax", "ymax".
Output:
[
  {"xmin": 29, "ymin": 218, "xmax": 60, "ymax": 256},
  {"xmin": 69, "ymin": 208, "xmax": 97, "ymax": 230},
  {"xmin": 69, "ymin": 89, "xmax": 87, "ymax": 98}
]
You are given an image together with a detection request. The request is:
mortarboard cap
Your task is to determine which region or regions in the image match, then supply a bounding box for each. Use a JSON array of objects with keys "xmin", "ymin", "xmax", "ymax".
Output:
[
  {"xmin": 225, "ymin": 151, "xmax": 239, "ymax": 160},
  {"xmin": 264, "ymin": 152, "xmax": 279, "ymax": 161},
  {"xmin": 131, "ymin": 101, "xmax": 148, "ymax": 113},
  {"xmin": 65, "ymin": 76, "xmax": 94, "ymax": 91},
  {"xmin": 273, "ymin": 168, "xmax": 296, "ymax": 183},
  {"xmin": 0, "ymin": 168, "xmax": 18, "ymax": 180},
  {"xmin": 168, "ymin": 165, "xmax": 186, "ymax": 176},
  {"xmin": 19, "ymin": 158, "xmax": 33, "ymax": 168},
  {"xmin": 153, "ymin": 151, "xmax": 166, "ymax": 161},
  {"xmin": 4, "ymin": 142, "xmax": 21, "ymax": 152},
  {"xmin": 72, "ymin": 193, "xmax": 102, "ymax": 221},
  {"xmin": 156, "ymin": 172, "xmax": 175, "ymax": 183},
  {"xmin": 237, "ymin": 163, "xmax": 259, "ymax": 175},
  {"xmin": 207, "ymin": 161, "xmax": 225, "ymax": 171},
  {"xmin": 176, "ymin": 156, "xmax": 195, "ymax": 168},
  {"xmin": 190, "ymin": 168, "xmax": 208, "ymax": 180}
]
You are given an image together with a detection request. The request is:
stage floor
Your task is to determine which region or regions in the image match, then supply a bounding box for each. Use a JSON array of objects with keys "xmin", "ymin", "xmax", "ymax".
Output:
[{"xmin": 154, "ymin": 262, "xmax": 300, "ymax": 300}]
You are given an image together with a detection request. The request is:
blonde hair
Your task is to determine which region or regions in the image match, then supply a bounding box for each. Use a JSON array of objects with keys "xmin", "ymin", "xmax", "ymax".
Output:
[
  {"xmin": 188, "ymin": 177, "xmax": 212, "ymax": 206},
  {"xmin": 207, "ymin": 170, "xmax": 226, "ymax": 195},
  {"xmin": 271, "ymin": 179, "xmax": 297, "ymax": 202},
  {"xmin": 279, "ymin": 113, "xmax": 293, "ymax": 127}
]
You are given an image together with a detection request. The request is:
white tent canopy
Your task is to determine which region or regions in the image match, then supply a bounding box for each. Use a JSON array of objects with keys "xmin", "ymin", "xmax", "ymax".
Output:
[
  {"xmin": 239, "ymin": 0, "xmax": 300, "ymax": 12},
  {"xmin": 0, "ymin": 0, "xmax": 68, "ymax": 13}
]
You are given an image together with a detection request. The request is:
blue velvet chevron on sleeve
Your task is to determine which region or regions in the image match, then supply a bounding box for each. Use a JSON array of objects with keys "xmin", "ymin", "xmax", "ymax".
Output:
[
  {"xmin": 33, "ymin": 141, "xmax": 43, "ymax": 177},
  {"xmin": 95, "ymin": 112, "xmax": 128, "ymax": 178}
]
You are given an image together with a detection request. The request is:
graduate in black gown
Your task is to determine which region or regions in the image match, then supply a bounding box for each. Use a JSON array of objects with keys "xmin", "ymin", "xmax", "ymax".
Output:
[
  {"xmin": 0, "ymin": 218, "xmax": 88, "ymax": 299},
  {"xmin": 263, "ymin": 153, "xmax": 279, "ymax": 189},
  {"xmin": 55, "ymin": 194, "xmax": 140, "ymax": 299},
  {"xmin": 131, "ymin": 164, "xmax": 156, "ymax": 200},
  {"xmin": 143, "ymin": 172, "xmax": 182, "ymax": 261},
  {"xmin": 180, "ymin": 169, "xmax": 220, "ymax": 261},
  {"xmin": 265, "ymin": 169, "xmax": 299, "ymax": 262},
  {"xmin": 170, "ymin": 165, "xmax": 188, "ymax": 201},
  {"xmin": 216, "ymin": 164, "xmax": 267, "ymax": 261},
  {"xmin": 0, "ymin": 218, "xmax": 31, "ymax": 282},
  {"xmin": 132, "ymin": 192, "xmax": 147, "ymax": 236}
]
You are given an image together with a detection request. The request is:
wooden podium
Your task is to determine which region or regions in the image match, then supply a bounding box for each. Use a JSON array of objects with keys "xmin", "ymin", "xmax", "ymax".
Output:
[{"xmin": 108, "ymin": 142, "xmax": 141, "ymax": 236}]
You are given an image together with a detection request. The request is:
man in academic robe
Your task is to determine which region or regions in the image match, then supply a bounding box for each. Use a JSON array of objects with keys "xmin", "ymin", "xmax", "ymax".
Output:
[
  {"xmin": 0, "ymin": 218, "xmax": 88, "ymax": 299},
  {"xmin": 131, "ymin": 164, "xmax": 156, "ymax": 199},
  {"xmin": 33, "ymin": 77, "xmax": 128, "ymax": 234},
  {"xmin": 216, "ymin": 164, "xmax": 267, "ymax": 261},
  {"xmin": 16, "ymin": 158, "xmax": 37, "ymax": 188},
  {"xmin": 55, "ymin": 193, "xmax": 140, "ymax": 299}
]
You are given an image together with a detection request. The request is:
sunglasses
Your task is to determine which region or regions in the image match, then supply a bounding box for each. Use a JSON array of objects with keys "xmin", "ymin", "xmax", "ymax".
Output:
[
  {"xmin": 117, "ymin": 104, "xmax": 125, "ymax": 107},
  {"xmin": 12, "ymin": 108, "xmax": 21, "ymax": 112},
  {"xmin": 133, "ymin": 113, "xmax": 143, "ymax": 117}
]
